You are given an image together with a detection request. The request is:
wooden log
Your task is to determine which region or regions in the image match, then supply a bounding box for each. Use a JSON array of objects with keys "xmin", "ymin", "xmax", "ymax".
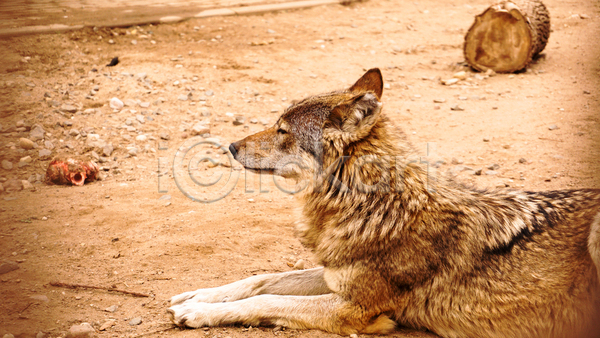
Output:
[{"xmin": 464, "ymin": 0, "xmax": 550, "ymax": 73}]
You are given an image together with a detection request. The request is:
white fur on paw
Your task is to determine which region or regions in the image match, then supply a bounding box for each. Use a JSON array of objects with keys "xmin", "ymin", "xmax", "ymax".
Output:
[
  {"xmin": 171, "ymin": 289, "xmax": 229, "ymax": 305},
  {"xmin": 168, "ymin": 302, "xmax": 217, "ymax": 328}
]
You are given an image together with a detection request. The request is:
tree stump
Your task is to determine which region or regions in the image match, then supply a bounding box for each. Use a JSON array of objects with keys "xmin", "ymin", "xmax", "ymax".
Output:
[{"xmin": 464, "ymin": 0, "xmax": 550, "ymax": 73}]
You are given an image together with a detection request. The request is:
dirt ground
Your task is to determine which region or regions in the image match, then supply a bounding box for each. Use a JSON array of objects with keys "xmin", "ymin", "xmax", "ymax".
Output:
[{"xmin": 1, "ymin": 0, "xmax": 599, "ymax": 337}]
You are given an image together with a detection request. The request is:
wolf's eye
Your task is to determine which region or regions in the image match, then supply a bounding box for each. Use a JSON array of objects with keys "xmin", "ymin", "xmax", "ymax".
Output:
[{"xmin": 277, "ymin": 128, "xmax": 288, "ymax": 135}]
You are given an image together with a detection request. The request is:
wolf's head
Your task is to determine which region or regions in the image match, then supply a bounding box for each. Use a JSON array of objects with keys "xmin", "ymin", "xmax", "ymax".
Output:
[{"xmin": 229, "ymin": 69, "xmax": 404, "ymax": 185}]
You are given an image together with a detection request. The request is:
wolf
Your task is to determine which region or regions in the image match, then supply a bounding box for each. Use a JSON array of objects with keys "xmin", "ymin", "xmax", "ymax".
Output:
[{"xmin": 168, "ymin": 69, "xmax": 600, "ymax": 337}]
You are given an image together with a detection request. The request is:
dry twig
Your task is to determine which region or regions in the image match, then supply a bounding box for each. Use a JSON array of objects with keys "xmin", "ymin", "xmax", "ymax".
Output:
[{"xmin": 49, "ymin": 281, "xmax": 151, "ymax": 297}]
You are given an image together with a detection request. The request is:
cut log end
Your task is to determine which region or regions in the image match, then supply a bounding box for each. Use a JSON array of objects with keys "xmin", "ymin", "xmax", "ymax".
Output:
[{"xmin": 464, "ymin": 0, "xmax": 550, "ymax": 73}]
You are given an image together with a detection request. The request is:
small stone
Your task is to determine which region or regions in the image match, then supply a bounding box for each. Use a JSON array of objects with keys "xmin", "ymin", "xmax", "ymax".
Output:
[
  {"xmin": 19, "ymin": 138, "xmax": 35, "ymax": 150},
  {"xmin": 99, "ymin": 320, "xmax": 116, "ymax": 331},
  {"xmin": 60, "ymin": 104, "xmax": 78, "ymax": 113},
  {"xmin": 205, "ymin": 90, "xmax": 214, "ymax": 97},
  {"xmin": 293, "ymin": 259, "xmax": 305, "ymax": 270},
  {"xmin": 442, "ymin": 78, "xmax": 459, "ymax": 85},
  {"xmin": 136, "ymin": 135, "xmax": 147, "ymax": 142},
  {"xmin": 44, "ymin": 140, "xmax": 54, "ymax": 150},
  {"xmin": 433, "ymin": 98, "xmax": 446, "ymax": 103},
  {"xmin": 128, "ymin": 148, "xmax": 139, "ymax": 156},
  {"xmin": 0, "ymin": 261, "xmax": 19, "ymax": 274},
  {"xmin": 159, "ymin": 195, "xmax": 171, "ymax": 201},
  {"xmin": 69, "ymin": 129, "xmax": 80, "ymax": 136},
  {"xmin": 109, "ymin": 97, "xmax": 124, "ymax": 110},
  {"xmin": 129, "ymin": 317, "xmax": 142, "ymax": 326},
  {"xmin": 483, "ymin": 137, "xmax": 491, "ymax": 142},
  {"xmin": 177, "ymin": 95, "xmax": 188, "ymax": 101},
  {"xmin": 103, "ymin": 143, "xmax": 114, "ymax": 157},
  {"xmin": 233, "ymin": 116, "xmax": 246, "ymax": 126},
  {"xmin": 519, "ymin": 158, "xmax": 527, "ymax": 164},
  {"xmin": 105, "ymin": 305, "xmax": 118, "ymax": 313},
  {"xmin": 474, "ymin": 169, "xmax": 483, "ymax": 176},
  {"xmin": 136, "ymin": 114, "xmax": 145, "ymax": 124},
  {"xmin": 1, "ymin": 160, "xmax": 13, "ymax": 170},
  {"xmin": 66, "ymin": 323, "xmax": 95, "ymax": 338},
  {"xmin": 249, "ymin": 118, "xmax": 258, "ymax": 124},
  {"xmin": 487, "ymin": 164, "xmax": 500, "ymax": 170},
  {"xmin": 159, "ymin": 133, "xmax": 170, "ymax": 140},
  {"xmin": 453, "ymin": 71, "xmax": 467, "ymax": 80},
  {"xmin": 191, "ymin": 122, "xmax": 210, "ymax": 136},
  {"xmin": 29, "ymin": 125, "xmax": 45, "ymax": 141},
  {"xmin": 485, "ymin": 170, "xmax": 498, "ymax": 175},
  {"xmin": 3, "ymin": 334, "xmax": 15, "ymax": 338},
  {"xmin": 3, "ymin": 179, "xmax": 21, "ymax": 191},
  {"xmin": 548, "ymin": 124, "xmax": 559, "ymax": 130},
  {"xmin": 36, "ymin": 332, "xmax": 48, "ymax": 338},
  {"xmin": 450, "ymin": 105, "xmax": 464, "ymax": 111},
  {"xmin": 139, "ymin": 102, "xmax": 150, "ymax": 108}
]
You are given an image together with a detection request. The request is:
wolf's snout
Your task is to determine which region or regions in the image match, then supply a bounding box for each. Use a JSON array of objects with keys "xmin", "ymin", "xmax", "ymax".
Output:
[{"xmin": 229, "ymin": 143, "xmax": 238, "ymax": 158}]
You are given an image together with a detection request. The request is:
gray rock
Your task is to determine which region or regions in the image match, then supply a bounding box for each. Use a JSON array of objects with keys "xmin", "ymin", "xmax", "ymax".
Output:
[
  {"xmin": 19, "ymin": 138, "xmax": 35, "ymax": 150},
  {"xmin": 1, "ymin": 160, "xmax": 13, "ymax": 170},
  {"xmin": 109, "ymin": 97, "xmax": 124, "ymax": 110},
  {"xmin": 39, "ymin": 149, "xmax": 52, "ymax": 159},
  {"xmin": 66, "ymin": 323, "xmax": 95, "ymax": 338},
  {"xmin": 129, "ymin": 317, "xmax": 142, "ymax": 326},
  {"xmin": 0, "ymin": 261, "xmax": 19, "ymax": 275},
  {"xmin": 29, "ymin": 125, "xmax": 45, "ymax": 141}
]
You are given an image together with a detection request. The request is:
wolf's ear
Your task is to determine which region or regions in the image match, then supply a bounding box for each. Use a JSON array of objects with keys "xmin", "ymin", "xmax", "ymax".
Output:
[
  {"xmin": 349, "ymin": 68, "xmax": 383, "ymax": 99},
  {"xmin": 324, "ymin": 92, "xmax": 382, "ymax": 145}
]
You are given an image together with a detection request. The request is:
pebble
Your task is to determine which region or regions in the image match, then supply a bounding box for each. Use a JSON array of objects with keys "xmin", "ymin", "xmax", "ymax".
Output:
[
  {"xmin": 136, "ymin": 114, "xmax": 145, "ymax": 124},
  {"xmin": 487, "ymin": 164, "xmax": 500, "ymax": 170},
  {"xmin": 159, "ymin": 195, "xmax": 172, "ymax": 201},
  {"xmin": 30, "ymin": 295, "xmax": 49, "ymax": 302},
  {"xmin": 433, "ymin": 99, "xmax": 446, "ymax": 103},
  {"xmin": 99, "ymin": 319, "xmax": 116, "ymax": 331},
  {"xmin": 60, "ymin": 104, "xmax": 78, "ymax": 113},
  {"xmin": 249, "ymin": 118, "xmax": 258, "ymax": 124},
  {"xmin": 136, "ymin": 135, "xmax": 147, "ymax": 142},
  {"xmin": 4, "ymin": 179, "xmax": 21, "ymax": 191},
  {"xmin": 233, "ymin": 116, "xmax": 246, "ymax": 126},
  {"xmin": 44, "ymin": 140, "xmax": 54, "ymax": 150},
  {"xmin": 129, "ymin": 317, "xmax": 142, "ymax": 326},
  {"xmin": 483, "ymin": 137, "xmax": 491, "ymax": 142},
  {"xmin": 104, "ymin": 305, "xmax": 118, "ymax": 313},
  {"xmin": 3, "ymin": 334, "xmax": 15, "ymax": 338},
  {"xmin": 103, "ymin": 143, "xmax": 114, "ymax": 157},
  {"xmin": 66, "ymin": 323, "xmax": 95, "ymax": 338},
  {"xmin": 159, "ymin": 133, "xmax": 170, "ymax": 140},
  {"xmin": 450, "ymin": 105, "xmax": 464, "ymax": 111},
  {"xmin": 109, "ymin": 97, "xmax": 124, "ymax": 110},
  {"xmin": 1, "ymin": 160, "xmax": 13, "ymax": 170},
  {"xmin": 485, "ymin": 170, "xmax": 498, "ymax": 175},
  {"xmin": 19, "ymin": 137, "xmax": 35, "ymax": 150},
  {"xmin": 442, "ymin": 78, "xmax": 459, "ymax": 85},
  {"xmin": 139, "ymin": 102, "xmax": 150, "ymax": 108},
  {"xmin": 177, "ymin": 95, "xmax": 188, "ymax": 101},
  {"xmin": 519, "ymin": 158, "xmax": 528, "ymax": 164},
  {"xmin": 0, "ymin": 261, "xmax": 19, "ymax": 275},
  {"xmin": 548, "ymin": 124, "xmax": 559, "ymax": 130},
  {"xmin": 453, "ymin": 71, "xmax": 467, "ymax": 80},
  {"xmin": 128, "ymin": 148, "xmax": 139, "ymax": 156},
  {"xmin": 205, "ymin": 90, "xmax": 214, "ymax": 97},
  {"xmin": 29, "ymin": 125, "xmax": 45, "ymax": 141},
  {"xmin": 191, "ymin": 122, "xmax": 210, "ymax": 136},
  {"xmin": 69, "ymin": 129, "xmax": 80, "ymax": 136}
]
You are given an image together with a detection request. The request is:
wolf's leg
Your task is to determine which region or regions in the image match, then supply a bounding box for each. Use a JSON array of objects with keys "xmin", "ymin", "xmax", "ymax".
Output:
[
  {"xmin": 170, "ymin": 267, "xmax": 330, "ymax": 305},
  {"xmin": 168, "ymin": 293, "xmax": 395, "ymax": 335},
  {"xmin": 590, "ymin": 212, "xmax": 600, "ymax": 281}
]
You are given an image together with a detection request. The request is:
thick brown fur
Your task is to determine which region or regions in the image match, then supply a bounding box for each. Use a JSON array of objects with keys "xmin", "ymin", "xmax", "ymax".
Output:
[{"xmin": 168, "ymin": 69, "xmax": 600, "ymax": 337}]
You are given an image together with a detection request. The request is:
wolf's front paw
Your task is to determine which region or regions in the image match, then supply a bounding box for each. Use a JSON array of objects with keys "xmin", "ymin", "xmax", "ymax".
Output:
[
  {"xmin": 170, "ymin": 288, "xmax": 230, "ymax": 305},
  {"xmin": 168, "ymin": 303, "xmax": 216, "ymax": 328}
]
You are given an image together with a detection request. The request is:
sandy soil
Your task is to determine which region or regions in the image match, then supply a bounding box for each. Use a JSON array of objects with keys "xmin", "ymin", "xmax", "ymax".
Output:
[{"xmin": 0, "ymin": 0, "xmax": 599, "ymax": 337}]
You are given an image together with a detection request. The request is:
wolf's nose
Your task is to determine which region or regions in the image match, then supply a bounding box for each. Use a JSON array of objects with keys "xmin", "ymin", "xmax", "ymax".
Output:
[{"xmin": 228, "ymin": 143, "xmax": 238, "ymax": 158}]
